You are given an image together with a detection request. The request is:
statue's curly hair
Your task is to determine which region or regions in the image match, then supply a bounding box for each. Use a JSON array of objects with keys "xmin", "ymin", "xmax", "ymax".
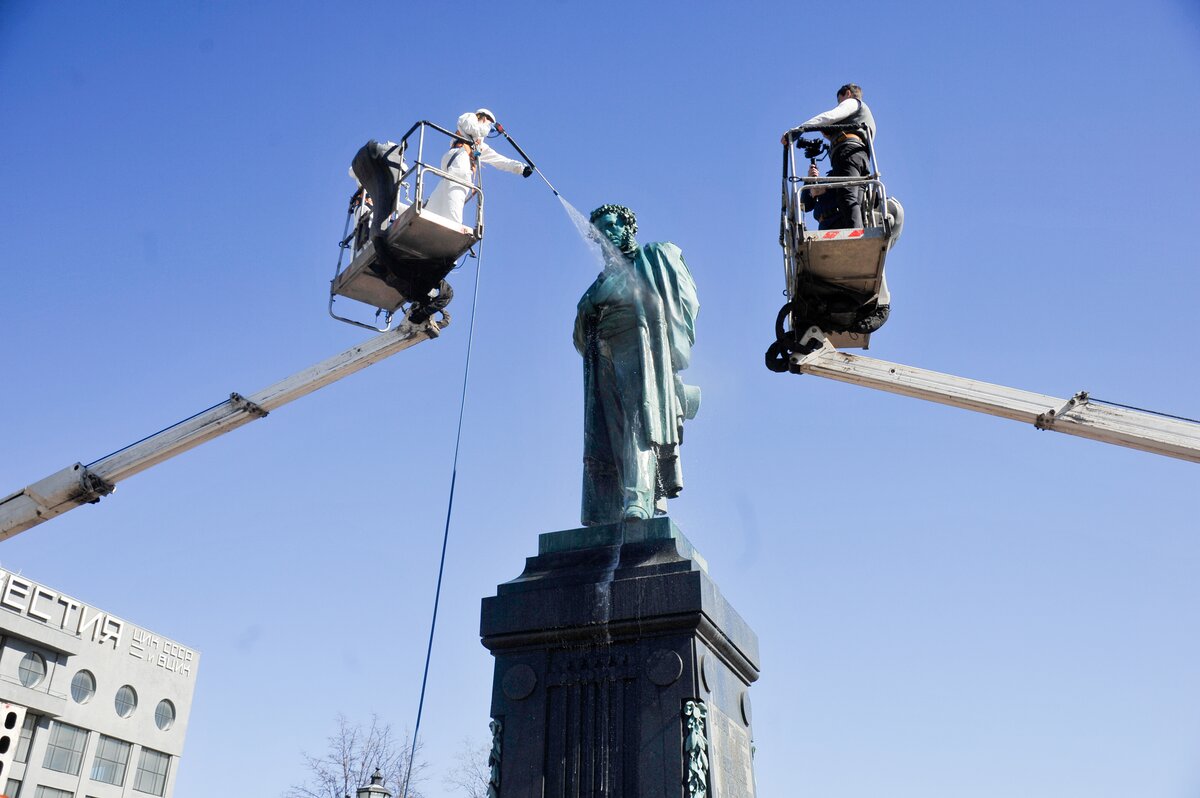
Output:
[{"xmin": 589, "ymin": 204, "xmax": 638, "ymax": 235}]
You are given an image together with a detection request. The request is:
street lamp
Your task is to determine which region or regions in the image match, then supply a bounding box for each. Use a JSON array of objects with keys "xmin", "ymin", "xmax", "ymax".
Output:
[{"xmin": 356, "ymin": 768, "xmax": 392, "ymax": 798}]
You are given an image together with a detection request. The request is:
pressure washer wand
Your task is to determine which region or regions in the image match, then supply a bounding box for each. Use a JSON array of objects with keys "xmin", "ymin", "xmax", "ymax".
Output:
[{"xmin": 495, "ymin": 123, "xmax": 560, "ymax": 197}]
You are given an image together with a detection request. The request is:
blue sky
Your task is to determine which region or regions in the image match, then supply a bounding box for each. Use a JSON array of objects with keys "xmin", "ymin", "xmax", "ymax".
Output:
[{"xmin": 2, "ymin": 1, "xmax": 1199, "ymax": 795}]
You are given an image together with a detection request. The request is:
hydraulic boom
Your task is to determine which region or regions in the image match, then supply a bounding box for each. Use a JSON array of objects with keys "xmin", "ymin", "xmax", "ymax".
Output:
[
  {"xmin": 0, "ymin": 317, "xmax": 447, "ymax": 541},
  {"xmin": 788, "ymin": 333, "xmax": 1200, "ymax": 464}
]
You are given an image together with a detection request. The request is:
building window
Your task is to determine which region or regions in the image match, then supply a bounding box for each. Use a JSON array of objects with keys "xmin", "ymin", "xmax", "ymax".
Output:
[
  {"xmin": 4, "ymin": 778, "xmax": 21, "ymax": 798},
  {"xmin": 132, "ymin": 747, "xmax": 170, "ymax": 796},
  {"xmin": 89, "ymin": 734, "xmax": 131, "ymax": 786},
  {"xmin": 42, "ymin": 721, "xmax": 88, "ymax": 775},
  {"xmin": 33, "ymin": 788, "xmax": 72, "ymax": 798},
  {"xmin": 153, "ymin": 700, "xmax": 175, "ymax": 731},
  {"xmin": 114, "ymin": 685, "xmax": 137, "ymax": 718},
  {"xmin": 17, "ymin": 652, "xmax": 45, "ymax": 688},
  {"xmin": 70, "ymin": 670, "xmax": 96, "ymax": 704},
  {"xmin": 1, "ymin": 707, "xmax": 18, "ymax": 753},
  {"xmin": 15, "ymin": 714, "xmax": 39, "ymax": 763}
]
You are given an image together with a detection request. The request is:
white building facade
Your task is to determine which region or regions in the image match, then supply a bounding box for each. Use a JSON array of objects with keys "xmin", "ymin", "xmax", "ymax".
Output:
[{"xmin": 0, "ymin": 568, "xmax": 198, "ymax": 798}]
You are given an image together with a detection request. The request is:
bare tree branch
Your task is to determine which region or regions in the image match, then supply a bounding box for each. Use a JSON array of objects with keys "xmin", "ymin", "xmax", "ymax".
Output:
[
  {"xmin": 286, "ymin": 714, "xmax": 425, "ymax": 798},
  {"xmin": 442, "ymin": 736, "xmax": 489, "ymax": 798}
]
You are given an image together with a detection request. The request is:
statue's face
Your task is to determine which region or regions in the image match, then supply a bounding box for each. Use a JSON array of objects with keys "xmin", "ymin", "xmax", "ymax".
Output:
[{"xmin": 593, "ymin": 212, "xmax": 625, "ymax": 251}]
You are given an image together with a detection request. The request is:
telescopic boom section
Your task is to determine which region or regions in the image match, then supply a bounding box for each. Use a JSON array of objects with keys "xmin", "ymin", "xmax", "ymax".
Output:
[
  {"xmin": 0, "ymin": 318, "xmax": 447, "ymax": 541},
  {"xmin": 790, "ymin": 337, "xmax": 1200, "ymax": 464}
]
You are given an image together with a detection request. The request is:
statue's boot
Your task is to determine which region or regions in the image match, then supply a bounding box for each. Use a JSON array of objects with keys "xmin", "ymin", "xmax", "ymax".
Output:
[{"xmin": 622, "ymin": 486, "xmax": 655, "ymax": 521}]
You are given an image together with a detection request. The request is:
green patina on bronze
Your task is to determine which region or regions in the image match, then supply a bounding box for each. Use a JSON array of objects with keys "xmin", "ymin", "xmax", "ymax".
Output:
[
  {"xmin": 573, "ymin": 204, "xmax": 700, "ymax": 525},
  {"xmin": 683, "ymin": 700, "xmax": 710, "ymax": 798}
]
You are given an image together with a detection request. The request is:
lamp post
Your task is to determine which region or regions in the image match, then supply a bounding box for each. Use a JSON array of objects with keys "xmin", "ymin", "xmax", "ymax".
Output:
[{"xmin": 356, "ymin": 768, "xmax": 392, "ymax": 798}]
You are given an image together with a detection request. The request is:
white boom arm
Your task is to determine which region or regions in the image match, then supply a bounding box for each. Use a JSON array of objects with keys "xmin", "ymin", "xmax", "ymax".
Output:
[
  {"xmin": 790, "ymin": 335, "xmax": 1200, "ymax": 464},
  {"xmin": 0, "ymin": 318, "xmax": 447, "ymax": 541}
]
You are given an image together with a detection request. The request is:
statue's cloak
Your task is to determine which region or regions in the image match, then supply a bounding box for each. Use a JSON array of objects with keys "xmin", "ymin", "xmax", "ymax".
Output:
[{"xmin": 574, "ymin": 242, "xmax": 699, "ymax": 521}]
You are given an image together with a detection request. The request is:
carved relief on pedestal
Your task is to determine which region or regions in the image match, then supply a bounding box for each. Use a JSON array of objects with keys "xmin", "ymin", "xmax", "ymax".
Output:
[{"xmin": 683, "ymin": 700, "xmax": 709, "ymax": 798}]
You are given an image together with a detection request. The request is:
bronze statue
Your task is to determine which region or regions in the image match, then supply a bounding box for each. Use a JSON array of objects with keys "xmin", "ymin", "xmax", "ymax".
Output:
[{"xmin": 573, "ymin": 205, "xmax": 700, "ymax": 525}]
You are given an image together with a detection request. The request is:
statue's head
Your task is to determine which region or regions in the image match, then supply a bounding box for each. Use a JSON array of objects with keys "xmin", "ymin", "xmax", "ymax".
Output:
[{"xmin": 589, "ymin": 204, "xmax": 639, "ymax": 258}]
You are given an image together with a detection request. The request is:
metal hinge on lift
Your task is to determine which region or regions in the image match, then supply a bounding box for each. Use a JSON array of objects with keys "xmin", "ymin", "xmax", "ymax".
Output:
[
  {"xmin": 1035, "ymin": 391, "xmax": 1089, "ymax": 430},
  {"xmin": 78, "ymin": 465, "xmax": 116, "ymax": 504},
  {"xmin": 229, "ymin": 392, "xmax": 269, "ymax": 419}
]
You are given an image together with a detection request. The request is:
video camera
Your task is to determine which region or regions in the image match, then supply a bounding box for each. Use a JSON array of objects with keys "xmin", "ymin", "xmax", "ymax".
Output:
[{"xmin": 795, "ymin": 137, "xmax": 827, "ymax": 162}]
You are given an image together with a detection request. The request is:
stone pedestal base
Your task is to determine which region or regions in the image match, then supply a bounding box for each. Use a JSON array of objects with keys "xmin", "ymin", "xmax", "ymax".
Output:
[{"xmin": 480, "ymin": 518, "xmax": 760, "ymax": 797}]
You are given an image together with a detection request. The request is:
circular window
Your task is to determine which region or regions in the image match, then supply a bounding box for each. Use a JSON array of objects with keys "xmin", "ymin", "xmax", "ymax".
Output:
[
  {"xmin": 154, "ymin": 699, "xmax": 176, "ymax": 731},
  {"xmin": 17, "ymin": 652, "xmax": 45, "ymax": 688},
  {"xmin": 71, "ymin": 670, "xmax": 96, "ymax": 703},
  {"xmin": 114, "ymin": 685, "xmax": 138, "ymax": 718}
]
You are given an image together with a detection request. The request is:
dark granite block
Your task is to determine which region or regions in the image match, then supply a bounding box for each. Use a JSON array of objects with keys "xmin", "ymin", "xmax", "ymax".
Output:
[{"xmin": 480, "ymin": 519, "xmax": 760, "ymax": 797}]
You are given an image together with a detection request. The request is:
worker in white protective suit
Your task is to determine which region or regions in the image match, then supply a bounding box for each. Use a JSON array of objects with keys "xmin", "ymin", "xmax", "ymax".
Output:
[{"xmin": 424, "ymin": 109, "xmax": 531, "ymax": 225}]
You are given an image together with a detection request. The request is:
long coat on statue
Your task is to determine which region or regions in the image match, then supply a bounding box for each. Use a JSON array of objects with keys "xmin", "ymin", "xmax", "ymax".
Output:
[{"xmin": 573, "ymin": 241, "xmax": 700, "ymax": 525}]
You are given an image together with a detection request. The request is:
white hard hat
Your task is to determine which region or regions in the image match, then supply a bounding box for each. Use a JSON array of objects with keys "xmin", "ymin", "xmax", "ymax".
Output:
[{"xmin": 474, "ymin": 108, "xmax": 497, "ymax": 123}]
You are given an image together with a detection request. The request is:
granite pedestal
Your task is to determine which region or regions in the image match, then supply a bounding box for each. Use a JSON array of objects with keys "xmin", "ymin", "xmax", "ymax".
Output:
[{"xmin": 480, "ymin": 518, "xmax": 760, "ymax": 797}]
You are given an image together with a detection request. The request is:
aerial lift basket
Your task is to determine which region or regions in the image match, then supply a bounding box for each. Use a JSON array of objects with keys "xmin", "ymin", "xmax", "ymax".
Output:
[
  {"xmin": 330, "ymin": 121, "xmax": 484, "ymax": 331},
  {"xmin": 777, "ymin": 122, "xmax": 897, "ymax": 354}
]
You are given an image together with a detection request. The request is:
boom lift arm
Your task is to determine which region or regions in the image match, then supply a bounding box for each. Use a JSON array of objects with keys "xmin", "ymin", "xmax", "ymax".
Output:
[
  {"xmin": 0, "ymin": 317, "xmax": 447, "ymax": 541},
  {"xmin": 788, "ymin": 332, "xmax": 1200, "ymax": 464}
]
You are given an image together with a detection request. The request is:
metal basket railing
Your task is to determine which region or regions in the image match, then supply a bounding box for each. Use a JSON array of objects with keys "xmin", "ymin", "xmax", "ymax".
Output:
[{"xmin": 780, "ymin": 122, "xmax": 889, "ymax": 300}]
